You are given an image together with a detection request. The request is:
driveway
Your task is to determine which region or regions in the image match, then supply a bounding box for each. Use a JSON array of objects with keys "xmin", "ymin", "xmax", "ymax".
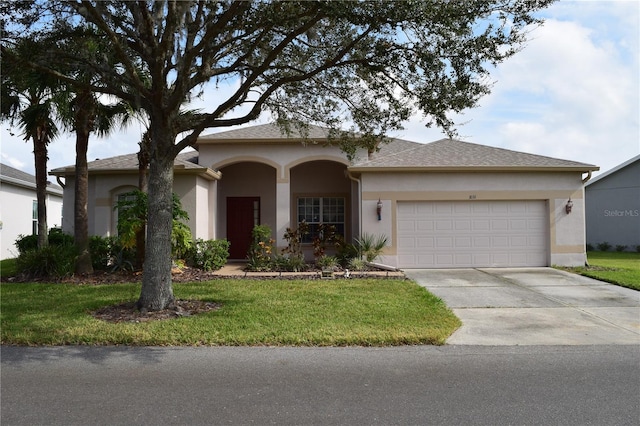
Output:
[{"xmin": 405, "ymin": 268, "xmax": 640, "ymax": 345}]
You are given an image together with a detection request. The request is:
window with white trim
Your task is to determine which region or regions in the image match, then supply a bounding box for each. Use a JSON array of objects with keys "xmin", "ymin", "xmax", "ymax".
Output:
[
  {"xmin": 32, "ymin": 200, "xmax": 38, "ymax": 235},
  {"xmin": 297, "ymin": 197, "xmax": 345, "ymax": 243}
]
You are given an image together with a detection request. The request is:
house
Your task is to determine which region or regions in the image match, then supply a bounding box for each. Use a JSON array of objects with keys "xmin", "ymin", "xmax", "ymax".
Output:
[
  {"xmin": 50, "ymin": 124, "xmax": 599, "ymax": 268},
  {"xmin": 585, "ymin": 155, "xmax": 640, "ymax": 251},
  {"xmin": 0, "ymin": 163, "xmax": 64, "ymax": 260}
]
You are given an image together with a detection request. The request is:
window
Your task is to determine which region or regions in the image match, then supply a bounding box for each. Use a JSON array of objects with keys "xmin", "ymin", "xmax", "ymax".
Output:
[
  {"xmin": 297, "ymin": 197, "xmax": 345, "ymax": 243},
  {"xmin": 32, "ymin": 200, "xmax": 38, "ymax": 235},
  {"xmin": 116, "ymin": 191, "xmax": 138, "ymax": 235}
]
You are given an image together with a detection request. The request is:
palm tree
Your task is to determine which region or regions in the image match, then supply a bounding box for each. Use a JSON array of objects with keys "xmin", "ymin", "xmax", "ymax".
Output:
[
  {"xmin": 53, "ymin": 26, "xmax": 134, "ymax": 275},
  {"xmin": 1, "ymin": 41, "xmax": 60, "ymax": 249}
]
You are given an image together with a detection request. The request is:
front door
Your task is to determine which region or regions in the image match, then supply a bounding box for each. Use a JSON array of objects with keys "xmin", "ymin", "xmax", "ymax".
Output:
[{"xmin": 227, "ymin": 197, "xmax": 260, "ymax": 260}]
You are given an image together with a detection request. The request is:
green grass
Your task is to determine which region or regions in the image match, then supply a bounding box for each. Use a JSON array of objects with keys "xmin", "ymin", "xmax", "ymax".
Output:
[
  {"xmin": 1, "ymin": 258, "xmax": 17, "ymax": 278},
  {"xmin": 561, "ymin": 251, "xmax": 640, "ymax": 290},
  {"xmin": 1, "ymin": 278, "xmax": 461, "ymax": 346}
]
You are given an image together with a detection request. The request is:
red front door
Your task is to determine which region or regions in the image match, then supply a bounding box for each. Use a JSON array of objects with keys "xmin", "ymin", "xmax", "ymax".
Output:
[{"xmin": 227, "ymin": 197, "xmax": 259, "ymax": 260}]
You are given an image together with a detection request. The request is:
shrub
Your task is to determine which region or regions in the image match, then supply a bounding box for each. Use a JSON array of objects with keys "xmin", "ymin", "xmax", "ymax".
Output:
[
  {"xmin": 282, "ymin": 222, "xmax": 308, "ymax": 260},
  {"xmin": 247, "ymin": 225, "xmax": 275, "ymax": 271},
  {"xmin": 316, "ymin": 255, "xmax": 339, "ymax": 270},
  {"xmin": 272, "ymin": 254, "xmax": 307, "ymax": 272},
  {"xmin": 190, "ymin": 239, "xmax": 230, "ymax": 271},
  {"xmin": 355, "ymin": 233, "xmax": 388, "ymax": 262},
  {"xmin": 89, "ymin": 236, "xmax": 136, "ymax": 271},
  {"xmin": 585, "ymin": 243, "xmax": 594, "ymax": 252},
  {"xmin": 14, "ymin": 229, "xmax": 73, "ymax": 255},
  {"xmin": 14, "ymin": 234, "xmax": 37, "ymax": 254},
  {"xmin": 347, "ymin": 257, "xmax": 367, "ymax": 271},
  {"xmin": 116, "ymin": 190, "xmax": 192, "ymax": 259},
  {"xmin": 171, "ymin": 221, "xmax": 193, "ymax": 260},
  {"xmin": 16, "ymin": 244, "xmax": 77, "ymax": 279},
  {"xmin": 615, "ymin": 245, "xmax": 627, "ymax": 252},
  {"xmin": 312, "ymin": 223, "xmax": 342, "ymax": 259},
  {"xmin": 90, "ymin": 235, "xmax": 117, "ymax": 270},
  {"xmin": 637, "ymin": 245, "xmax": 640, "ymax": 253},
  {"xmin": 597, "ymin": 242, "xmax": 611, "ymax": 252}
]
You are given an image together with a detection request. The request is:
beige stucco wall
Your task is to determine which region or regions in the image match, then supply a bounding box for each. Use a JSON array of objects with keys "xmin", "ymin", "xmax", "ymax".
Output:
[
  {"xmin": 359, "ymin": 171, "xmax": 587, "ymax": 267},
  {"xmin": 201, "ymin": 143, "xmax": 362, "ymax": 250},
  {"xmin": 63, "ymin": 173, "xmax": 212, "ymax": 241},
  {"xmin": 216, "ymin": 162, "xmax": 277, "ymax": 240}
]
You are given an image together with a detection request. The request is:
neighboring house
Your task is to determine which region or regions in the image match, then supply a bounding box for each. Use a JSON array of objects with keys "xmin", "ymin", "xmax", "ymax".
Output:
[
  {"xmin": 51, "ymin": 124, "xmax": 599, "ymax": 268},
  {"xmin": 0, "ymin": 163, "xmax": 64, "ymax": 260},
  {"xmin": 585, "ymin": 155, "xmax": 640, "ymax": 251}
]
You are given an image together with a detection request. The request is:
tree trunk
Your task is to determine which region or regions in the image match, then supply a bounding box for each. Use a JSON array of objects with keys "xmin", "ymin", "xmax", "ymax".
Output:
[
  {"xmin": 74, "ymin": 92, "xmax": 94, "ymax": 275},
  {"xmin": 137, "ymin": 128, "xmax": 175, "ymax": 311},
  {"xmin": 33, "ymin": 134, "xmax": 48, "ymax": 249},
  {"xmin": 135, "ymin": 135, "xmax": 150, "ymax": 268}
]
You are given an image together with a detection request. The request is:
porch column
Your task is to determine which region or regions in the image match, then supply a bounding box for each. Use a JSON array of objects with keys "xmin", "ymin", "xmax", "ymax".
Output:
[{"xmin": 275, "ymin": 177, "xmax": 291, "ymax": 249}]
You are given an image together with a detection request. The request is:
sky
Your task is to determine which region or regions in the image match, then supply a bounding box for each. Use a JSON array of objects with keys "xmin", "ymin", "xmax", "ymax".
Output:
[{"xmin": 1, "ymin": 0, "xmax": 638, "ymax": 179}]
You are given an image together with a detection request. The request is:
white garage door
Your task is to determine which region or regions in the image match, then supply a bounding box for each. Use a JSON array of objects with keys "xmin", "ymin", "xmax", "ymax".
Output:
[{"xmin": 397, "ymin": 201, "xmax": 548, "ymax": 268}]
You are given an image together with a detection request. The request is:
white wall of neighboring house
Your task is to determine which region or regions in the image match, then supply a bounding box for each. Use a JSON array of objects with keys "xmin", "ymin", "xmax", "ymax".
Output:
[{"xmin": 0, "ymin": 179, "xmax": 63, "ymax": 260}]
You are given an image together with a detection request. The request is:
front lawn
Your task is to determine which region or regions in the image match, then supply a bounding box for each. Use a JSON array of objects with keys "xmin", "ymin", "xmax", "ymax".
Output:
[
  {"xmin": 1, "ymin": 278, "xmax": 461, "ymax": 346},
  {"xmin": 560, "ymin": 251, "xmax": 640, "ymax": 291},
  {"xmin": 0, "ymin": 258, "xmax": 17, "ymax": 278}
]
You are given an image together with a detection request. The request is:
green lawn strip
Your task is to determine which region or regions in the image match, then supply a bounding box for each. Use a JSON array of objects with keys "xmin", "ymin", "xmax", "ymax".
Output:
[
  {"xmin": 559, "ymin": 252, "xmax": 640, "ymax": 291},
  {"xmin": 0, "ymin": 258, "xmax": 17, "ymax": 278},
  {"xmin": 1, "ymin": 278, "xmax": 460, "ymax": 346}
]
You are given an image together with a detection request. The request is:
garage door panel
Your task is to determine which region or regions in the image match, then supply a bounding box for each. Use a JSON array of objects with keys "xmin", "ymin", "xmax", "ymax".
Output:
[{"xmin": 398, "ymin": 201, "xmax": 548, "ymax": 268}]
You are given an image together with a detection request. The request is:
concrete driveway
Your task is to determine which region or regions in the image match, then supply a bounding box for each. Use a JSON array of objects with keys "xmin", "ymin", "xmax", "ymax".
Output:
[{"xmin": 405, "ymin": 268, "xmax": 640, "ymax": 345}]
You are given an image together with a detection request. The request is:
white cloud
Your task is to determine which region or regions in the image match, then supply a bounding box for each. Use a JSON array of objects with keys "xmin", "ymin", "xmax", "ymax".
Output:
[{"xmin": 400, "ymin": 1, "xmax": 639, "ymax": 176}]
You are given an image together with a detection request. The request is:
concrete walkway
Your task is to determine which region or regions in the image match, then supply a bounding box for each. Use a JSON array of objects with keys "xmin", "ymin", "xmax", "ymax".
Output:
[{"xmin": 405, "ymin": 268, "xmax": 640, "ymax": 345}]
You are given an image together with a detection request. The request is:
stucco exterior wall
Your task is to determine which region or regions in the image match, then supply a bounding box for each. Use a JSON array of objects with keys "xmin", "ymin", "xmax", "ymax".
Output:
[
  {"xmin": 63, "ymin": 173, "xmax": 210, "ymax": 240},
  {"xmin": 585, "ymin": 161, "xmax": 640, "ymax": 250},
  {"xmin": 217, "ymin": 162, "xmax": 277, "ymax": 240},
  {"xmin": 202, "ymin": 143, "xmax": 360, "ymax": 249},
  {"xmin": 0, "ymin": 183, "xmax": 63, "ymax": 259},
  {"xmin": 359, "ymin": 171, "xmax": 587, "ymax": 267}
]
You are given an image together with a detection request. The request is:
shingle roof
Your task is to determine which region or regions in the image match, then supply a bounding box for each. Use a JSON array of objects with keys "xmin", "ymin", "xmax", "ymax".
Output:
[
  {"xmin": 351, "ymin": 138, "xmax": 599, "ymax": 171},
  {"xmin": 1, "ymin": 163, "xmax": 63, "ymax": 192},
  {"xmin": 198, "ymin": 123, "xmax": 331, "ymax": 142},
  {"xmin": 50, "ymin": 151, "xmax": 207, "ymax": 175},
  {"xmin": 49, "ymin": 124, "xmax": 598, "ymax": 175}
]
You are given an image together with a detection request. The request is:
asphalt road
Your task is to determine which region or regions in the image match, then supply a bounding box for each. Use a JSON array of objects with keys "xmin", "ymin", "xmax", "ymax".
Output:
[{"xmin": 2, "ymin": 345, "xmax": 639, "ymax": 425}]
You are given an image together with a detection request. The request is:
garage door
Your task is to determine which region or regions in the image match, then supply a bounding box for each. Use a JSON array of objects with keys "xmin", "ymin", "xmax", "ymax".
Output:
[{"xmin": 397, "ymin": 201, "xmax": 548, "ymax": 268}]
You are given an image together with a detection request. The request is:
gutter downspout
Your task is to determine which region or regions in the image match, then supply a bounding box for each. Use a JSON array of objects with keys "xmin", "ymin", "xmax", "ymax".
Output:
[
  {"xmin": 346, "ymin": 170, "xmax": 361, "ymax": 239},
  {"xmin": 56, "ymin": 176, "xmax": 65, "ymax": 189},
  {"xmin": 581, "ymin": 170, "xmax": 592, "ymax": 267}
]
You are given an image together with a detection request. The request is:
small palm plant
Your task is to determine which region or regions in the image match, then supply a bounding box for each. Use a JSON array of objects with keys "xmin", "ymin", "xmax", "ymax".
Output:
[{"xmin": 355, "ymin": 233, "xmax": 388, "ymax": 263}]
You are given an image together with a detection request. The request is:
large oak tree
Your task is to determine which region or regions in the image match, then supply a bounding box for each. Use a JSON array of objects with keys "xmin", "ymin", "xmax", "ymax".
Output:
[{"xmin": 2, "ymin": 0, "xmax": 554, "ymax": 310}]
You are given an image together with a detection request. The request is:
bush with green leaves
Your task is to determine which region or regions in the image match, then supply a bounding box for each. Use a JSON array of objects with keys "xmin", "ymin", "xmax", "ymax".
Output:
[
  {"xmin": 16, "ymin": 244, "xmax": 77, "ymax": 280},
  {"xmin": 615, "ymin": 245, "xmax": 627, "ymax": 252},
  {"xmin": 272, "ymin": 254, "xmax": 308, "ymax": 272},
  {"xmin": 597, "ymin": 242, "xmax": 611, "ymax": 252},
  {"xmin": 14, "ymin": 229, "xmax": 74, "ymax": 255},
  {"xmin": 586, "ymin": 243, "xmax": 594, "ymax": 252},
  {"xmin": 316, "ymin": 255, "xmax": 339, "ymax": 270},
  {"xmin": 347, "ymin": 257, "xmax": 367, "ymax": 271},
  {"xmin": 116, "ymin": 189, "xmax": 193, "ymax": 259},
  {"xmin": 89, "ymin": 235, "xmax": 135, "ymax": 271},
  {"xmin": 190, "ymin": 239, "xmax": 230, "ymax": 271}
]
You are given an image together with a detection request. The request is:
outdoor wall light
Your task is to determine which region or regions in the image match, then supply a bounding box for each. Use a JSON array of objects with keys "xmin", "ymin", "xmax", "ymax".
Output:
[
  {"xmin": 376, "ymin": 199, "xmax": 383, "ymax": 221},
  {"xmin": 565, "ymin": 198, "xmax": 573, "ymax": 214}
]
